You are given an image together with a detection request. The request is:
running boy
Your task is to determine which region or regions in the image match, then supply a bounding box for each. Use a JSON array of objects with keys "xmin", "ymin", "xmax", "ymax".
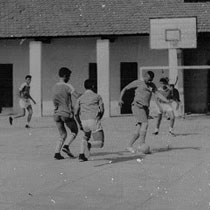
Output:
[
  {"xmin": 153, "ymin": 78, "xmax": 175, "ymax": 136},
  {"xmin": 9, "ymin": 75, "xmax": 36, "ymax": 128},
  {"xmin": 52, "ymin": 67, "xmax": 81, "ymax": 160},
  {"xmin": 75, "ymin": 79, "xmax": 104, "ymax": 162},
  {"xmin": 119, "ymin": 71, "xmax": 169, "ymax": 154}
]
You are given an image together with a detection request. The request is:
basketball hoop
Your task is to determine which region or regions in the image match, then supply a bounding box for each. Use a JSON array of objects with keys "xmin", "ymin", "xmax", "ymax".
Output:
[{"xmin": 150, "ymin": 17, "xmax": 197, "ymax": 50}]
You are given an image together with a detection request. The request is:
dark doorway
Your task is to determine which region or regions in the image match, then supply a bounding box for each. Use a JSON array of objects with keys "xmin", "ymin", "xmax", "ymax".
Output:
[
  {"xmin": 183, "ymin": 46, "xmax": 210, "ymax": 114},
  {"xmin": 89, "ymin": 63, "xmax": 97, "ymax": 93},
  {"xmin": 0, "ymin": 64, "xmax": 13, "ymax": 112},
  {"xmin": 184, "ymin": 69, "xmax": 208, "ymax": 113},
  {"xmin": 120, "ymin": 62, "xmax": 138, "ymax": 114}
]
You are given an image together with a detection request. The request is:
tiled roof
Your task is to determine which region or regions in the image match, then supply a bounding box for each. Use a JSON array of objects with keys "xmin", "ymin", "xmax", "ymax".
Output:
[{"xmin": 0, "ymin": 0, "xmax": 210, "ymax": 38}]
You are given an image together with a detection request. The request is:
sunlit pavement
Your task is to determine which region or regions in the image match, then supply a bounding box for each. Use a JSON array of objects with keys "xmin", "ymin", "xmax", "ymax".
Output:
[{"xmin": 0, "ymin": 115, "xmax": 210, "ymax": 210}]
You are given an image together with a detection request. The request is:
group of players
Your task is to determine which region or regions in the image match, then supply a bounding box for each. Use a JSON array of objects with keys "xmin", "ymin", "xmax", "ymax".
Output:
[{"xmin": 8, "ymin": 68, "xmax": 180, "ymax": 161}]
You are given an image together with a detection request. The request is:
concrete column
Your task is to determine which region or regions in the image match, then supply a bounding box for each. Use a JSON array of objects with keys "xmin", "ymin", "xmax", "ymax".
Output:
[
  {"xmin": 168, "ymin": 48, "xmax": 178, "ymax": 85},
  {"xmin": 177, "ymin": 49, "xmax": 185, "ymax": 117},
  {"xmin": 29, "ymin": 41, "xmax": 42, "ymax": 117},
  {"xmin": 96, "ymin": 39, "xmax": 110, "ymax": 117}
]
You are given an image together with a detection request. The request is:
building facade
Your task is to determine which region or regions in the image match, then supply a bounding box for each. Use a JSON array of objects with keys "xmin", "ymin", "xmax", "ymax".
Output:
[{"xmin": 1, "ymin": 0, "xmax": 210, "ymax": 117}]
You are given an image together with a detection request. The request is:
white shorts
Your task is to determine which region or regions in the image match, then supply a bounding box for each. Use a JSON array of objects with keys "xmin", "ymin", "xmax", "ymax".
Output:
[
  {"xmin": 157, "ymin": 103, "xmax": 173, "ymax": 114},
  {"xmin": 19, "ymin": 98, "xmax": 31, "ymax": 109},
  {"xmin": 81, "ymin": 119, "xmax": 103, "ymax": 133}
]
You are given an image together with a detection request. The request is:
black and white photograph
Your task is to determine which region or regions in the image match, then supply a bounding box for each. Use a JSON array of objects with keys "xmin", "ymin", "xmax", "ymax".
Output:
[{"xmin": 0, "ymin": 0, "xmax": 210, "ymax": 209}]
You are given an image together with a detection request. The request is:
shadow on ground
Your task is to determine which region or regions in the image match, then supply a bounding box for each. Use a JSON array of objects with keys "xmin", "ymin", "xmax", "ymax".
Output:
[{"xmin": 92, "ymin": 146, "xmax": 201, "ymax": 167}]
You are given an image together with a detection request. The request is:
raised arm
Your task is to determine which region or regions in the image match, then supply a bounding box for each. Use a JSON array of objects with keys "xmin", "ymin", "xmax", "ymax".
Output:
[{"xmin": 66, "ymin": 83, "xmax": 82, "ymax": 99}]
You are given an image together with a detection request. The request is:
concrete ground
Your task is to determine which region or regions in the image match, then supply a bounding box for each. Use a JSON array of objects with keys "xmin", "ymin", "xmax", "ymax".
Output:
[{"xmin": 0, "ymin": 114, "xmax": 210, "ymax": 210}]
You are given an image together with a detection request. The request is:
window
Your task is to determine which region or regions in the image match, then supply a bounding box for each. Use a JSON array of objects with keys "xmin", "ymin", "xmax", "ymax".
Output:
[
  {"xmin": 0, "ymin": 64, "xmax": 13, "ymax": 110},
  {"xmin": 89, "ymin": 63, "xmax": 97, "ymax": 93},
  {"xmin": 120, "ymin": 62, "xmax": 138, "ymax": 114}
]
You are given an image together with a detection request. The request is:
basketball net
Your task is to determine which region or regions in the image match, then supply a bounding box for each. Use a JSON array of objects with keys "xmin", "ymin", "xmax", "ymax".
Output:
[{"xmin": 169, "ymin": 40, "xmax": 179, "ymax": 49}]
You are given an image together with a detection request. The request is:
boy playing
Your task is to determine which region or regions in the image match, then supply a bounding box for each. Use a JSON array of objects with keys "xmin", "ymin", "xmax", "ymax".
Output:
[
  {"xmin": 75, "ymin": 79, "xmax": 104, "ymax": 162},
  {"xmin": 9, "ymin": 75, "xmax": 36, "ymax": 128},
  {"xmin": 153, "ymin": 78, "xmax": 176, "ymax": 136},
  {"xmin": 52, "ymin": 67, "xmax": 81, "ymax": 160},
  {"xmin": 119, "ymin": 71, "xmax": 169, "ymax": 154}
]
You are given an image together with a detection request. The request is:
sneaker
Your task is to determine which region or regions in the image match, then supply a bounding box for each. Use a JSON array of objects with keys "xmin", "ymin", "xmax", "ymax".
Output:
[
  {"xmin": 126, "ymin": 147, "xmax": 135, "ymax": 154},
  {"xmin": 54, "ymin": 153, "xmax": 65, "ymax": 160},
  {"xmin": 79, "ymin": 154, "xmax": 88, "ymax": 162},
  {"xmin": 62, "ymin": 145, "xmax": 75, "ymax": 158},
  {"xmin": 9, "ymin": 116, "xmax": 13, "ymax": 125},
  {"xmin": 25, "ymin": 124, "xmax": 30, "ymax": 128},
  {"xmin": 169, "ymin": 131, "xmax": 176, "ymax": 137}
]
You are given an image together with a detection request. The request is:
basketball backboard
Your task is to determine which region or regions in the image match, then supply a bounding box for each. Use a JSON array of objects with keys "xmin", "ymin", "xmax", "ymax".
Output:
[{"xmin": 150, "ymin": 17, "xmax": 197, "ymax": 49}]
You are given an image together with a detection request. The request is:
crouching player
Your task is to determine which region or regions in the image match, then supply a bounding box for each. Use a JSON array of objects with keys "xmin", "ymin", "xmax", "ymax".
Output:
[{"xmin": 75, "ymin": 79, "xmax": 105, "ymax": 162}]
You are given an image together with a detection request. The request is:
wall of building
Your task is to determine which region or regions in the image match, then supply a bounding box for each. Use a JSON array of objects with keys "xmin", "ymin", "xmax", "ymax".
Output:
[
  {"xmin": 109, "ymin": 36, "xmax": 168, "ymax": 116},
  {"xmin": 0, "ymin": 39, "xmax": 29, "ymax": 113},
  {"xmin": 41, "ymin": 37, "xmax": 97, "ymax": 115},
  {"xmin": 0, "ymin": 36, "xmax": 170, "ymax": 117}
]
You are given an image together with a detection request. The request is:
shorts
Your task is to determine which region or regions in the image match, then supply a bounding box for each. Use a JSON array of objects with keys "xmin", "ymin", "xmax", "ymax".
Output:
[
  {"xmin": 81, "ymin": 119, "xmax": 103, "ymax": 133},
  {"xmin": 53, "ymin": 115, "xmax": 78, "ymax": 135},
  {"xmin": 132, "ymin": 104, "xmax": 149, "ymax": 123},
  {"xmin": 157, "ymin": 102, "xmax": 173, "ymax": 114},
  {"xmin": 19, "ymin": 98, "xmax": 31, "ymax": 109}
]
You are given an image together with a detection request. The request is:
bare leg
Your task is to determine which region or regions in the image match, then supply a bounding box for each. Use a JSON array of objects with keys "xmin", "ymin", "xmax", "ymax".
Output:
[
  {"xmin": 9, "ymin": 108, "xmax": 26, "ymax": 125},
  {"xmin": 138, "ymin": 122, "xmax": 150, "ymax": 154},
  {"xmin": 79, "ymin": 131, "xmax": 90, "ymax": 162},
  {"xmin": 80, "ymin": 138, "xmax": 88, "ymax": 154},
  {"xmin": 26, "ymin": 106, "xmax": 33, "ymax": 127},
  {"xmin": 153, "ymin": 113, "xmax": 162, "ymax": 134},
  {"xmin": 128, "ymin": 123, "xmax": 141, "ymax": 147},
  {"xmin": 126, "ymin": 124, "xmax": 141, "ymax": 153},
  {"xmin": 13, "ymin": 108, "xmax": 26, "ymax": 119},
  {"xmin": 63, "ymin": 119, "xmax": 78, "ymax": 147},
  {"xmin": 55, "ymin": 121, "xmax": 67, "ymax": 154},
  {"xmin": 168, "ymin": 111, "xmax": 175, "ymax": 135}
]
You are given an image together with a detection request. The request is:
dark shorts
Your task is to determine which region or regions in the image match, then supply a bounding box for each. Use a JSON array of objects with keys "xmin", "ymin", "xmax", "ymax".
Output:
[
  {"xmin": 54, "ymin": 115, "xmax": 78, "ymax": 135},
  {"xmin": 132, "ymin": 103, "xmax": 149, "ymax": 123}
]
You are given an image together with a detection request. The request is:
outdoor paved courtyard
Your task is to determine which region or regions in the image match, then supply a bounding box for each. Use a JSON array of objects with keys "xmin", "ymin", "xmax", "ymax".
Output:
[{"xmin": 0, "ymin": 114, "xmax": 210, "ymax": 210}]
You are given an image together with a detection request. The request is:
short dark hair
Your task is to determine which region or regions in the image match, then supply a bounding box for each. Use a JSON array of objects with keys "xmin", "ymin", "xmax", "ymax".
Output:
[
  {"xmin": 25, "ymin": 75, "xmax": 32, "ymax": 79},
  {"xmin": 84, "ymin": 79, "xmax": 95, "ymax": 90},
  {"xmin": 147, "ymin": 71, "xmax": 154, "ymax": 80},
  {"xmin": 58, "ymin": 67, "xmax": 72, "ymax": 77},
  {"xmin": 159, "ymin": 77, "xmax": 168, "ymax": 85}
]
